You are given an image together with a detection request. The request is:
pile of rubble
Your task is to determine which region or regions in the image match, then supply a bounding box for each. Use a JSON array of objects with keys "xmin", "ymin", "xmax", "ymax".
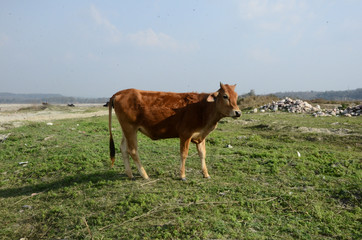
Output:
[
  {"xmin": 258, "ymin": 97, "xmax": 361, "ymax": 117},
  {"xmin": 313, "ymin": 105, "xmax": 361, "ymax": 117},
  {"xmin": 344, "ymin": 105, "xmax": 361, "ymax": 116},
  {"xmin": 259, "ymin": 98, "xmax": 319, "ymax": 113}
]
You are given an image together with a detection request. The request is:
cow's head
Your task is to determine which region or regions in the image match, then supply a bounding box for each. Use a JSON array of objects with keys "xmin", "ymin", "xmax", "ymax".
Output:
[{"xmin": 207, "ymin": 83, "xmax": 242, "ymax": 118}]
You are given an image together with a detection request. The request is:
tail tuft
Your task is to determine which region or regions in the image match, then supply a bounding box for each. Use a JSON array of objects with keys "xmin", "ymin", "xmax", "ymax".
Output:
[
  {"xmin": 110, "ymin": 137, "xmax": 115, "ymax": 167},
  {"xmin": 109, "ymin": 97, "xmax": 116, "ymax": 167}
]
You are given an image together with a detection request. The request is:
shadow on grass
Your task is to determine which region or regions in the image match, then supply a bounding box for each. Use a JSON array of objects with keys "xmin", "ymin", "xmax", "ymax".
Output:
[
  {"xmin": 0, "ymin": 170, "xmax": 128, "ymax": 198},
  {"xmin": 247, "ymin": 124, "xmax": 271, "ymax": 130}
]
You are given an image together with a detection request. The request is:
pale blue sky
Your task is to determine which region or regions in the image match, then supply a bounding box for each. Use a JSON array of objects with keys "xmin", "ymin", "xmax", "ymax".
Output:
[{"xmin": 1, "ymin": 0, "xmax": 361, "ymax": 97}]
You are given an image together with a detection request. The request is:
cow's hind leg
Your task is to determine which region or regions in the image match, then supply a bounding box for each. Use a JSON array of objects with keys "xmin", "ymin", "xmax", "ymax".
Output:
[
  {"xmin": 120, "ymin": 136, "xmax": 134, "ymax": 179},
  {"xmin": 123, "ymin": 128, "xmax": 149, "ymax": 180},
  {"xmin": 196, "ymin": 140, "xmax": 210, "ymax": 179}
]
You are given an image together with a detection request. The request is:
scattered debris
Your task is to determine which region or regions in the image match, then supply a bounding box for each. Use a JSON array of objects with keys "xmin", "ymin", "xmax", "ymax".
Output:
[
  {"xmin": 14, "ymin": 191, "xmax": 45, "ymax": 205},
  {"xmin": 22, "ymin": 205, "xmax": 32, "ymax": 209},
  {"xmin": 259, "ymin": 97, "xmax": 361, "ymax": 117},
  {"xmin": 140, "ymin": 179, "xmax": 160, "ymax": 187},
  {"xmin": 219, "ymin": 190, "xmax": 230, "ymax": 196},
  {"xmin": 0, "ymin": 133, "xmax": 11, "ymax": 142},
  {"xmin": 312, "ymin": 105, "xmax": 361, "ymax": 117},
  {"xmin": 297, "ymin": 151, "xmax": 301, "ymax": 158},
  {"xmin": 18, "ymin": 161, "xmax": 29, "ymax": 166},
  {"xmin": 46, "ymin": 122, "xmax": 53, "ymax": 126},
  {"xmin": 225, "ymin": 144, "xmax": 233, "ymax": 149},
  {"xmin": 44, "ymin": 135, "xmax": 54, "ymax": 141}
]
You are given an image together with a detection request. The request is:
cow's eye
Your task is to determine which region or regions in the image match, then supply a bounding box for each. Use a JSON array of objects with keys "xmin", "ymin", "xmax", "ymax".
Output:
[{"xmin": 223, "ymin": 94, "xmax": 229, "ymax": 99}]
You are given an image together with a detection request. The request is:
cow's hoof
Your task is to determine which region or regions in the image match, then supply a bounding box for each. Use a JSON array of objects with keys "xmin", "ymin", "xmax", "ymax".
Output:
[
  {"xmin": 181, "ymin": 177, "xmax": 187, "ymax": 181},
  {"xmin": 126, "ymin": 173, "xmax": 134, "ymax": 180},
  {"xmin": 204, "ymin": 176, "xmax": 211, "ymax": 179}
]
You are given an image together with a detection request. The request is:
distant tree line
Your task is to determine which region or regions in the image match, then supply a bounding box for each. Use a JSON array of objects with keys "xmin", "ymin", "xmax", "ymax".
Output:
[
  {"xmin": 0, "ymin": 93, "xmax": 108, "ymax": 104},
  {"xmin": 270, "ymin": 88, "xmax": 362, "ymax": 101}
]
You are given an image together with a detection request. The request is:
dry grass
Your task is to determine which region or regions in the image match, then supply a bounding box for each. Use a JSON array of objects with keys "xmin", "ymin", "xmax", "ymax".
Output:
[
  {"xmin": 17, "ymin": 105, "xmax": 48, "ymax": 112},
  {"xmin": 238, "ymin": 95, "xmax": 279, "ymax": 110}
]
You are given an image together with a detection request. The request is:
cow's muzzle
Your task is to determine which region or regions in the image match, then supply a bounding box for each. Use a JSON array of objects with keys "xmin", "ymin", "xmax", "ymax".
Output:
[{"xmin": 232, "ymin": 110, "xmax": 242, "ymax": 118}]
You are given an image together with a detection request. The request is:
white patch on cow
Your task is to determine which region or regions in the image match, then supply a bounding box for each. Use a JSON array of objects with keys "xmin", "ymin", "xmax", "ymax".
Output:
[{"xmin": 191, "ymin": 132, "xmax": 201, "ymax": 139}]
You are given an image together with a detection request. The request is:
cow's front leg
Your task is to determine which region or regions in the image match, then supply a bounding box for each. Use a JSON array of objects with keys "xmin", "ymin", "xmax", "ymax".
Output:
[
  {"xmin": 196, "ymin": 139, "xmax": 210, "ymax": 179},
  {"xmin": 180, "ymin": 138, "xmax": 191, "ymax": 181}
]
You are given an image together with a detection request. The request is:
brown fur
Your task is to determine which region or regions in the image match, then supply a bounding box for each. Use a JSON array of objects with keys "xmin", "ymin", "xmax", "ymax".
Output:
[{"xmin": 109, "ymin": 83, "xmax": 241, "ymax": 180}]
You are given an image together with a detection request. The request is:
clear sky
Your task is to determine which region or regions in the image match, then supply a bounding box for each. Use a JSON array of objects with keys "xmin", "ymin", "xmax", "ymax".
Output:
[{"xmin": 1, "ymin": 1, "xmax": 361, "ymax": 97}]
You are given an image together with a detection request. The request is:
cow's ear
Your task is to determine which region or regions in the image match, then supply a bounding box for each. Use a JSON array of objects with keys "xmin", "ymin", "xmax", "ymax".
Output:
[
  {"xmin": 220, "ymin": 82, "xmax": 225, "ymax": 90},
  {"xmin": 207, "ymin": 92, "xmax": 219, "ymax": 102}
]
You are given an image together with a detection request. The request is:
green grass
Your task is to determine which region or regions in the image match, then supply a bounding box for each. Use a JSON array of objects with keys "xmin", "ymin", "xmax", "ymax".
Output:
[{"xmin": 0, "ymin": 113, "xmax": 361, "ymax": 239}]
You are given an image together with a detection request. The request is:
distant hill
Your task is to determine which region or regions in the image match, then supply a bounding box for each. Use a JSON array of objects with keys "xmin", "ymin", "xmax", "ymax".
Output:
[
  {"xmin": 271, "ymin": 88, "xmax": 362, "ymax": 101},
  {"xmin": 0, "ymin": 93, "xmax": 108, "ymax": 104},
  {"xmin": 2, "ymin": 88, "xmax": 362, "ymax": 104}
]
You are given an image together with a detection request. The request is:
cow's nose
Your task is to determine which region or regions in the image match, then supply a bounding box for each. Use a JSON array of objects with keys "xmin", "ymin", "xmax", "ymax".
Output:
[{"xmin": 234, "ymin": 110, "xmax": 242, "ymax": 117}]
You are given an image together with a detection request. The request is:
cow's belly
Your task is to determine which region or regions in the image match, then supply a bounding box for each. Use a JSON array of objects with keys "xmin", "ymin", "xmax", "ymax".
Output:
[{"xmin": 139, "ymin": 126, "xmax": 178, "ymax": 140}]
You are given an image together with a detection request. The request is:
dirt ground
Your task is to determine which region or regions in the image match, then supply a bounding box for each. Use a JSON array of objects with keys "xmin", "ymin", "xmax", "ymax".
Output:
[{"xmin": 0, "ymin": 104, "xmax": 108, "ymax": 130}]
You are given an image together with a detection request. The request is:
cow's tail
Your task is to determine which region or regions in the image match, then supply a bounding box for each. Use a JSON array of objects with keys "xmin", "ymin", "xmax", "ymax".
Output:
[{"xmin": 109, "ymin": 97, "xmax": 116, "ymax": 167}]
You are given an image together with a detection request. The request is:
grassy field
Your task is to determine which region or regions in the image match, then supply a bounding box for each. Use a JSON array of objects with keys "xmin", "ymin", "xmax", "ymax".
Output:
[{"xmin": 0, "ymin": 112, "xmax": 361, "ymax": 239}]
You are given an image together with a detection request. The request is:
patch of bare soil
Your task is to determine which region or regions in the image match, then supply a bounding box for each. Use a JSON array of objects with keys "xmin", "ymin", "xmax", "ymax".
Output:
[
  {"xmin": 296, "ymin": 126, "xmax": 353, "ymax": 136},
  {"xmin": 0, "ymin": 104, "xmax": 108, "ymax": 130}
]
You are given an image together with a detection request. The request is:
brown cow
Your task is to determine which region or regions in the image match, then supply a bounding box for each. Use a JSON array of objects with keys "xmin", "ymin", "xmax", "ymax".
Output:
[{"xmin": 109, "ymin": 83, "xmax": 241, "ymax": 180}]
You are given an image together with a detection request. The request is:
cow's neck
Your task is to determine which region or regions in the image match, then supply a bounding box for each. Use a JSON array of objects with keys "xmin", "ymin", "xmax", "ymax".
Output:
[{"xmin": 203, "ymin": 101, "xmax": 223, "ymax": 128}]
